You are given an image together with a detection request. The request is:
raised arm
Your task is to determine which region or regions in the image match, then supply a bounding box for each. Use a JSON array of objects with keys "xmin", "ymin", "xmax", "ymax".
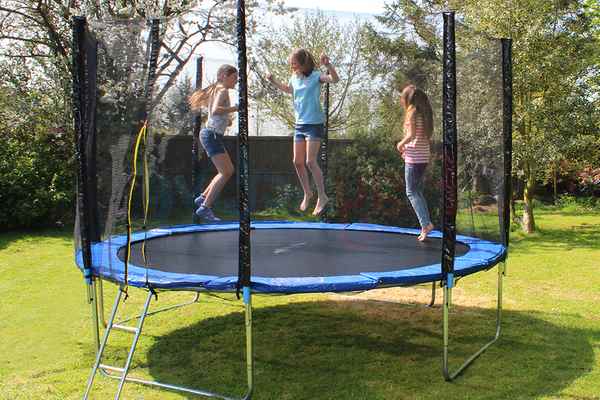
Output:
[
  {"xmin": 266, "ymin": 73, "xmax": 293, "ymax": 94},
  {"xmin": 319, "ymin": 54, "xmax": 339, "ymax": 84}
]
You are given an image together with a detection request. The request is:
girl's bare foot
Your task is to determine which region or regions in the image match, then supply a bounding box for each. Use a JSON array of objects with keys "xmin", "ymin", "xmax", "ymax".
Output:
[
  {"xmin": 418, "ymin": 223, "xmax": 434, "ymax": 242},
  {"xmin": 300, "ymin": 191, "xmax": 313, "ymax": 212},
  {"xmin": 312, "ymin": 195, "xmax": 329, "ymax": 216}
]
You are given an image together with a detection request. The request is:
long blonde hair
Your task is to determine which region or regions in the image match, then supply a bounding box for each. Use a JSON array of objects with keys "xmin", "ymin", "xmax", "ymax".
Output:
[
  {"xmin": 188, "ymin": 64, "xmax": 237, "ymax": 112},
  {"xmin": 400, "ymin": 84, "xmax": 434, "ymax": 138}
]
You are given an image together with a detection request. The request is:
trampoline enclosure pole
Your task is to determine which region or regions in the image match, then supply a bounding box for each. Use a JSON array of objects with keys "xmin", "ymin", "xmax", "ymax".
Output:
[
  {"xmin": 237, "ymin": 0, "xmax": 254, "ymax": 397},
  {"xmin": 72, "ymin": 14, "xmax": 100, "ymax": 350}
]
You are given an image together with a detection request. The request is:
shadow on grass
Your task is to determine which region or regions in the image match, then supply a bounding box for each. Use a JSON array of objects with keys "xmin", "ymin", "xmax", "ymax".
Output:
[
  {"xmin": 139, "ymin": 299, "xmax": 597, "ymax": 400},
  {"xmin": 512, "ymin": 222, "xmax": 600, "ymax": 252},
  {"xmin": 0, "ymin": 226, "xmax": 72, "ymax": 251}
]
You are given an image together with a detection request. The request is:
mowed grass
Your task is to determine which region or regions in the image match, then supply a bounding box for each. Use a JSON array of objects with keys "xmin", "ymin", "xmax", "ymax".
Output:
[{"xmin": 0, "ymin": 209, "xmax": 599, "ymax": 400}]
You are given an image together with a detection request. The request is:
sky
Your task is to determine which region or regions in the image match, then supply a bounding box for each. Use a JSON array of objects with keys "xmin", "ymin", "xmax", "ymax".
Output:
[
  {"xmin": 198, "ymin": 0, "xmax": 387, "ymax": 80},
  {"xmin": 193, "ymin": 1, "xmax": 389, "ymax": 135},
  {"xmin": 283, "ymin": 0, "xmax": 387, "ymax": 15}
]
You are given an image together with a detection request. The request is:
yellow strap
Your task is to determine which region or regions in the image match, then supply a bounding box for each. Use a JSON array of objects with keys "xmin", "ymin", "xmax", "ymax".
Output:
[{"xmin": 124, "ymin": 121, "xmax": 148, "ymax": 289}]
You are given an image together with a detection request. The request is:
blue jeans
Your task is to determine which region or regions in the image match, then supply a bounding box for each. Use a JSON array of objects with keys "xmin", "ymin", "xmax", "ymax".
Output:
[{"xmin": 405, "ymin": 163, "xmax": 432, "ymax": 228}]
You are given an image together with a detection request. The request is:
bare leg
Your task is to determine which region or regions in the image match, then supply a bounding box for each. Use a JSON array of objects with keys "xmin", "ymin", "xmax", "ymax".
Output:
[
  {"xmin": 202, "ymin": 180, "xmax": 214, "ymax": 198},
  {"xmin": 203, "ymin": 152, "xmax": 234, "ymax": 208},
  {"xmin": 306, "ymin": 139, "xmax": 328, "ymax": 216},
  {"xmin": 293, "ymin": 140, "xmax": 313, "ymax": 211}
]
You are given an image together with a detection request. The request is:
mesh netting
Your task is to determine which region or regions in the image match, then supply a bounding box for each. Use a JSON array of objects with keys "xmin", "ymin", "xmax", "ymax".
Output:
[{"xmin": 74, "ymin": 12, "xmax": 508, "ymax": 288}]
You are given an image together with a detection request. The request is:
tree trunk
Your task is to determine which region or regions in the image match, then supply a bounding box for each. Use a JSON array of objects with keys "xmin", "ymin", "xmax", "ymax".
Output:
[
  {"xmin": 522, "ymin": 172, "xmax": 536, "ymax": 233},
  {"xmin": 553, "ymin": 160, "xmax": 558, "ymax": 204},
  {"xmin": 510, "ymin": 177, "xmax": 518, "ymax": 224}
]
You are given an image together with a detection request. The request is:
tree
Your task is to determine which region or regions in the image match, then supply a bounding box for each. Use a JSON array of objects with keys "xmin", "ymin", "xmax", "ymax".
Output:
[
  {"xmin": 0, "ymin": 59, "xmax": 73, "ymax": 228},
  {"xmin": 250, "ymin": 9, "xmax": 371, "ymax": 136},
  {"xmin": 0, "ymin": 0, "xmax": 283, "ymax": 228},
  {"xmin": 364, "ymin": 0, "xmax": 600, "ymax": 233}
]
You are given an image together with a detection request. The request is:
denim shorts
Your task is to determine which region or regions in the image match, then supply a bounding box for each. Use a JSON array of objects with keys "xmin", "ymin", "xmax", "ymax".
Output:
[
  {"xmin": 200, "ymin": 128, "xmax": 226, "ymax": 158},
  {"xmin": 294, "ymin": 123, "xmax": 324, "ymax": 142}
]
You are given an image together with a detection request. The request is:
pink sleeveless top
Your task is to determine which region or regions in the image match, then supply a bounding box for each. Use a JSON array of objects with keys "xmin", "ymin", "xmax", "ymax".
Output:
[{"xmin": 403, "ymin": 113, "xmax": 430, "ymax": 164}]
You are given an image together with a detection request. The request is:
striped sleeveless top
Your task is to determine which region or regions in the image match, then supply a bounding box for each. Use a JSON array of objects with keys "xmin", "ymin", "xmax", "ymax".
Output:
[{"xmin": 403, "ymin": 112, "xmax": 430, "ymax": 164}]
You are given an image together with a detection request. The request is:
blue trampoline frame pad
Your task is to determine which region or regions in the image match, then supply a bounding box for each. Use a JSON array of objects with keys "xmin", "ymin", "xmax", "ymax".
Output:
[{"xmin": 75, "ymin": 221, "xmax": 506, "ymax": 293}]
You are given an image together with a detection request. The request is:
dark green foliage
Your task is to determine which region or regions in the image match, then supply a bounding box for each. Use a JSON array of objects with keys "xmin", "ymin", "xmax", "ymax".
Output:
[
  {"xmin": 0, "ymin": 64, "xmax": 74, "ymax": 230},
  {"xmin": 329, "ymin": 128, "xmax": 441, "ymax": 227}
]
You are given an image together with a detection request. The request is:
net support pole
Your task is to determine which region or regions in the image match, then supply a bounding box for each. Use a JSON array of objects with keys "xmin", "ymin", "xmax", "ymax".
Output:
[
  {"xmin": 500, "ymin": 38, "xmax": 513, "ymax": 271},
  {"xmin": 236, "ymin": 0, "xmax": 254, "ymax": 398},
  {"xmin": 441, "ymin": 14, "xmax": 509, "ymax": 381},
  {"xmin": 72, "ymin": 14, "xmax": 101, "ymax": 351},
  {"xmin": 192, "ymin": 56, "xmax": 204, "ymax": 223},
  {"xmin": 319, "ymin": 83, "xmax": 330, "ymax": 222},
  {"xmin": 441, "ymin": 11, "xmax": 458, "ymax": 291}
]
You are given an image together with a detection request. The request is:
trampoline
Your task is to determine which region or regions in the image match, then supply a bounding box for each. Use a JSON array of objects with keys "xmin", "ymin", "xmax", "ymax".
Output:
[
  {"xmin": 72, "ymin": 9, "xmax": 513, "ymax": 400},
  {"xmin": 76, "ymin": 221, "xmax": 505, "ymax": 293}
]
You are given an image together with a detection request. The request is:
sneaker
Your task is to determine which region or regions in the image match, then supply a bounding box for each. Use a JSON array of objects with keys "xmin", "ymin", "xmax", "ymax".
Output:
[
  {"xmin": 195, "ymin": 205, "xmax": 221, "ymax": 222},
  {"xmin": 194, "ymin": 194, "xmax": 206, "ymax": 207}
]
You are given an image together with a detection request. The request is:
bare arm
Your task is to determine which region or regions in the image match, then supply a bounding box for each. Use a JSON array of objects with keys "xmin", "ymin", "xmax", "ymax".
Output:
[
  {"xmin": 319, "ymin": 54, "xmax": 340, "ymax": 84},
  {"xmin": 210, "ymin": 89, "xmax": 238, "ymax": 115},
  {"xmin": 266, "ymin": 74, "xmax": 293, "ymax": 94},
  {"xmin": 396, "ymin": 111, "xmax": 417, "ymax": 153}
]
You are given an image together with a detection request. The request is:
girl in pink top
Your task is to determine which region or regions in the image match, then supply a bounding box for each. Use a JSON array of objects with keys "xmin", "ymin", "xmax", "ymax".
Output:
[{"xmin": 396, "ymin": 85, "xmax": 435, "ymax": 241}]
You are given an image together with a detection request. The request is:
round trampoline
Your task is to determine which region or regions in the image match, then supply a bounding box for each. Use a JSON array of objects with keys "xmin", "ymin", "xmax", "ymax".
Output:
[
  {"xmin": 71, "ymin": 9, "xmax": 513, "ymax": 398},
  {"xmin": 76, "ymin": 221, "xmax": 506, "ymax": 293}
]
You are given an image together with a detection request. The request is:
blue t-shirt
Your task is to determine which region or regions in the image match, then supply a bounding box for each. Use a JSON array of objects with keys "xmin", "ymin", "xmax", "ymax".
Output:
[{"xmin": 289, "ymin": 70, "xmax": 324, "ymax": 125}]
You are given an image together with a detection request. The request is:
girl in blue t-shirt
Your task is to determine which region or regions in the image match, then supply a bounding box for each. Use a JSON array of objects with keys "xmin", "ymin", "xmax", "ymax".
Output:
[{"xmin": 267, "ymin": 49, "xmax": 339, "ymax": 216}]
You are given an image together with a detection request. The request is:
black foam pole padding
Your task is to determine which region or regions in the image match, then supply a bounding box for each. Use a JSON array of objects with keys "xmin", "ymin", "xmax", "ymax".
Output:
[
  {"xmin": 143, "ymin": 19, "xmax": 161, "ymax": 121},
  {"xmin": 192, "ymin": 56, "xmax": 204, "ymax": 222},
  {"xmin": 236, "ymin": 0, "xmax": 252, "ymax": 288},
  {"xmin": 72, "ymin": 16, "xmax": 93, "ymax": 284},
  {"xmin": 84, "ymin": 29, "xmax": 100, "ymax": 242},
  {"xmin": 441, "ymin": 12, "xmax": 457, "ymax": 277},
  {"xmin": 501, "ymin": 38, "xmax": 513, "ymax": 249},
  {"xmin": 320, "ymin": 83, "xmax": 330, "ymax": 222}
]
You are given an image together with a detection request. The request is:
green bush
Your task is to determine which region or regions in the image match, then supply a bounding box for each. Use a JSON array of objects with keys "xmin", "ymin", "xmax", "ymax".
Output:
[
  {"xmin": 0, "ymin": 133, "xmax": 74, "ymax": 230},
  {"xmin": 0, "ymin": 80, "xmax": 74, "ymax": 230},
  {"xmin": 329, "ymin": 128, "xmax": 441, "ymax": 226},
  {"xmin": 556, "ymin": 194, "xmax": 600, "ymax": 213}
]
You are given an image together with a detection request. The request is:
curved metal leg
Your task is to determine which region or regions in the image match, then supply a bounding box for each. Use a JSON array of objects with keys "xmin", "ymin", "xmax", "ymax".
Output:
[
  {"xmin": 428, "ymin": 281, "xmax": 437, "ymax": 307},
  {"xmin": 442, "ymin": 261, "xmax": 505, "ymax": 381},
  {"xmin": 114, "ymin": 292, "xmax": 201, "ymax": 328}
]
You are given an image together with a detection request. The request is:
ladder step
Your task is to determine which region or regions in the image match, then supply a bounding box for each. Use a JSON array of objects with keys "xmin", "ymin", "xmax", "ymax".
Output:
[
  {"xmin": 99, "ymin": 364, "xmax": 124, "ymax": 373},
  {"xmin": 113, "ymin": 324, "xmax": 139, "ymax": 333}
]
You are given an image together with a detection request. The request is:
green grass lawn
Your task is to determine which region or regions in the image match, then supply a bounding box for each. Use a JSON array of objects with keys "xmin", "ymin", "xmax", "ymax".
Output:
[{"xmin": 1, "ymin": 209, "xmax": 599, "ymax": 399}]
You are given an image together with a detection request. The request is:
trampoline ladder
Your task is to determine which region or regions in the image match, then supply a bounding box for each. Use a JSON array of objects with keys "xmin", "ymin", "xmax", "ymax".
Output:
[
  {"xmin": 83, "ymin": 288, "xmax": 151, "ymax": 400},
  {"xmin": 83, "ymin": 285, "xmax": 254, "ymax": 400}
]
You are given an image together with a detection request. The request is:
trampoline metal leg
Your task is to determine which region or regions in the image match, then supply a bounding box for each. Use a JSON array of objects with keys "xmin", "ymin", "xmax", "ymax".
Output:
[
  {"xmin": 85, "ymin": 287, "xmax": 254, "ymax": 400},
  {"xmin": 96, "ymin": 279, "xmax": 200, "ymax": 331},
  {"xmin": 83, "ymin": 287, "xmax": 123, "ymax": 400},
  {"xmin": 114, "ymin": 290, "xmax": 153, "ymax": 400},
  {"xmin": 243, "ymin": 286, "xmax": 254, "ymax": 399},
  {"xmin": 114, "ymin": 292, "xmax": 200, "ymax": 328},
  {"xmin": 89, "ymin": 279, "xmax": 101, "ymax": 351},
  {"xmin": 428, "ymin": 281, "xmax": 437, "ymax": 307},
  {"xmin": 442, "ymin": 261, "xmax": 505, "ymax": 381},
  {"xmin": 96, "ymin": 278, "xmax": 107, "ymax": 328}
]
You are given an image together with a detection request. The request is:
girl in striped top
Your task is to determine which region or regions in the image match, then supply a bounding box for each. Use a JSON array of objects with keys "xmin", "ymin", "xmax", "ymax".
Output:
[{"xmin": 396, "ymin": 85, "xmax": 435, "ymax": 241}]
